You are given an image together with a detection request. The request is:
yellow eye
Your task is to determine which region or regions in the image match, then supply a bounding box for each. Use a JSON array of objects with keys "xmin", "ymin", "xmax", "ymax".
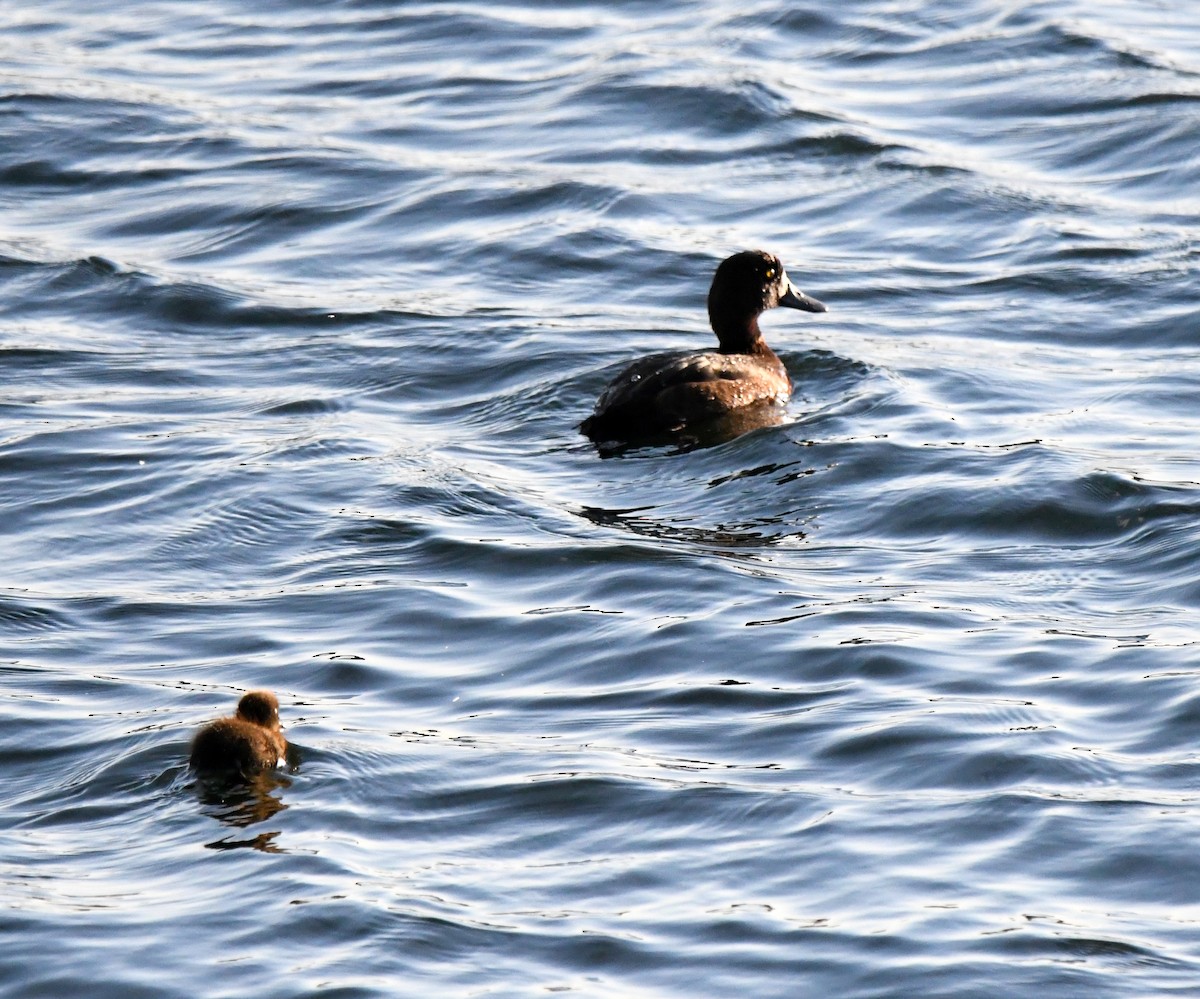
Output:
[{"xmin": 765, "ymin": 268, "xmax": 776, "ymax": 280}]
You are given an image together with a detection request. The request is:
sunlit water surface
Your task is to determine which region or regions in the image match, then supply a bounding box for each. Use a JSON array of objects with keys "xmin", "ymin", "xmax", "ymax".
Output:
[{"xmin": 2, "ymin": 1, "xmax": 1199, "ymax": 996}]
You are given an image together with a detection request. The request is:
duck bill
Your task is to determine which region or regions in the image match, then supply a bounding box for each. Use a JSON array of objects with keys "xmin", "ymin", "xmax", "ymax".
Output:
[{"xmin": 779, "ymin": 282, "xmax": 827, "ymax": 313}]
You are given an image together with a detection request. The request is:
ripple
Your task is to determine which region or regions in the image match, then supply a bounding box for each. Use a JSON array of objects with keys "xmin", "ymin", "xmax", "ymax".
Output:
[{"xmin": 2, "ymin": 0, "xmax": 1199, "ymax": 996}]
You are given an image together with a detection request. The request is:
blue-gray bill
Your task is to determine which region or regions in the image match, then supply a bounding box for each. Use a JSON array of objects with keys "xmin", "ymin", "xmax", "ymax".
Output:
[{"xmin": 779, "ymin": 283, "xmax": 827, "ymax": 313}]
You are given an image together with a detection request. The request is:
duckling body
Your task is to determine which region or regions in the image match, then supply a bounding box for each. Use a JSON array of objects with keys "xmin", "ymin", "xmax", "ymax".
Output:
[
  {"xmin": 581, "ymin": 250, "xmax": 826, "ymax": 442},
  {"xmin": 189, "ymin": 690, "xmax": 287, "ymax": 777}
]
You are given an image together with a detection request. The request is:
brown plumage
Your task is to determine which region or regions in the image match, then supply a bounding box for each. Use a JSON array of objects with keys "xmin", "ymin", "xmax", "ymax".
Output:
[
  {"xmin": 189, "ymin": 690, "xmax": 287, "ymax": 777},
  {"xmin": 581, "ymin": 250, "xmax": 826, "ymax": 443}
]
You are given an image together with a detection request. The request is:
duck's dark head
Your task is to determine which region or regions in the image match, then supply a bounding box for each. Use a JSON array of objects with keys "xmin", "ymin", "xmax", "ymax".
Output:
[
  {"xmin": 237, "ymin": 690, "xmax": 281, "ymax": 730},
  {"xmin": 707, "ymin": 250, "xmax": 826, "ymax": 353}
]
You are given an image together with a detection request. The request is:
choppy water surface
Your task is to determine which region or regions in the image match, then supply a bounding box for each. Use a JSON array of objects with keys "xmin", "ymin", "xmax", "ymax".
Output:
[{"xmin": 2, "ymin": 1, "xmax": 1199, "ymax": 995}]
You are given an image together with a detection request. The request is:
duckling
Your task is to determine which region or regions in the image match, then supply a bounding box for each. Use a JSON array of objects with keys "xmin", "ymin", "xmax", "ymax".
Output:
[{"xmin": 189, "ymin": 690, "xmax": 287, "ymax": 777}]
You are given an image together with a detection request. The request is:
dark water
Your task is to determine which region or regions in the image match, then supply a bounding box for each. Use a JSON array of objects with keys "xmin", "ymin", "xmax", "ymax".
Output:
[{"xmin": 2, "ymin": 1, "xmax": 1199, "ymax": 995}]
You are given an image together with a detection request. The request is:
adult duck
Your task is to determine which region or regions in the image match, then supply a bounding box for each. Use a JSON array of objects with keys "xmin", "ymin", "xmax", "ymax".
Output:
[{"xmin": 581, "ymin": 250, "xmax": 826, "ymax": 442}]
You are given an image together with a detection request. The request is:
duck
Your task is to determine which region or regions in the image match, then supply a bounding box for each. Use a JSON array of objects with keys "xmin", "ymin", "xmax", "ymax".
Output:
[
  {"xmin": 580, "ymin": 250, "xmax": 826, "ymax": 442},
  {"xmin": 189, "ymin": 690, "xmax": 288, "ymax": 777}
]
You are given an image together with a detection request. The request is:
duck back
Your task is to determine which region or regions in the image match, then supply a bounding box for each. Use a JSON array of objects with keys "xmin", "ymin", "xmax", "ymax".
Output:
[
  {"xmin": 581, "ymin": 347, "xmax": 790, "ymax": 440},
  {"xmin": 189, "ymin": 718, "xmax": 286, "ymax": 775}
]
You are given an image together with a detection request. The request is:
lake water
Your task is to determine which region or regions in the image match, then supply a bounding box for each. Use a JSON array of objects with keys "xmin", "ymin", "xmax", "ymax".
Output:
[{"xmin": 2, "ymin": 1, "xmax": 1199, "ymax": 996}]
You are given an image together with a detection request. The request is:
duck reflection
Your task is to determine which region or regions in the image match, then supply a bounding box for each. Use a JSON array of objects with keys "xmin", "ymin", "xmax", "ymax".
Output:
[
  {"xmin": 578, "ymin": 502, "xmax": 803, "ymax": 548},
  {"xmin": 194, "ymin": 767, "xmax": 294, "ymax": 853}
]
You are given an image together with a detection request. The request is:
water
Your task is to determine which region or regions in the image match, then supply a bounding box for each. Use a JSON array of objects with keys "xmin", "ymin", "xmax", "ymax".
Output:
[{"xmin": 2, "ymin": 1, "xmax": 1198, "ymax": 995}]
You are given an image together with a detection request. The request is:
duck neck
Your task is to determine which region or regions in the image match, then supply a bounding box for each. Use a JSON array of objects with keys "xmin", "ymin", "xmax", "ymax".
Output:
[{"xmin": 711, "ymin": 312, "xmax": 769, "ymax": 355}]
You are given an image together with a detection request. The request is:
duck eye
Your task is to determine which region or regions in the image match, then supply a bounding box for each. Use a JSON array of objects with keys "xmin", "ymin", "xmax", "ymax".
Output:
[{"xmin": 764, "ymin": 268, "xmax": 775, "ymax": 280}]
